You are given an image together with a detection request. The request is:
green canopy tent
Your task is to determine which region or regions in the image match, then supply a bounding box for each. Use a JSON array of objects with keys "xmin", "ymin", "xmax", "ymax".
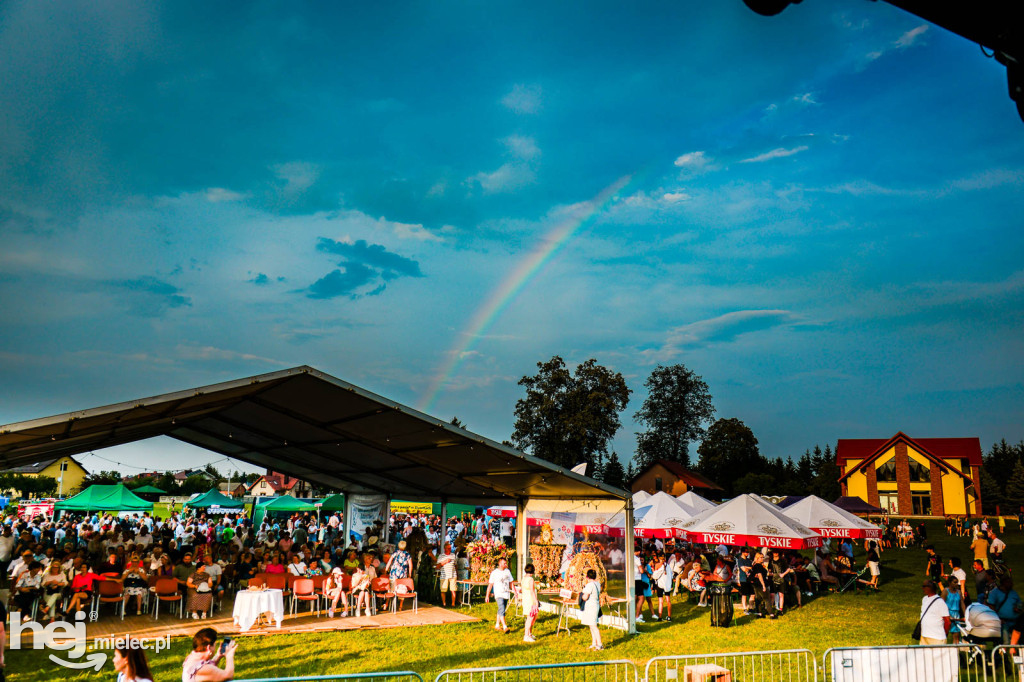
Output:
[
  {"xmin": 131, "ymin": 485, "xmax": 166, "ymax": 495},
  {"xmin": 253, "ymin": 494, "xmax": 316, "ymax": 527},
  {"xmin": 318, "ymin": 494, "xmax": 345, "ymax": 513},
  {"xmin": 184, "ymin": 489, "xmax": 244, "ymax": 513},
  {"xmin": 54, "ymin": 484, "xmax": 154, "ymax": 513}
]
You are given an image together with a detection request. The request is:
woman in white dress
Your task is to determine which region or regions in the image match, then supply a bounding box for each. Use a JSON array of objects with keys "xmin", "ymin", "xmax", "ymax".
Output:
[{"xmin": 580, "ymin": 569, "xmax": 603, "ymax": 651}]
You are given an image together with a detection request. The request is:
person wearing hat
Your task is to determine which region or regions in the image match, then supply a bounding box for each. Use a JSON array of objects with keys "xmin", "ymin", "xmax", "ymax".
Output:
[{"xmin": 325, "ymin": 567, "xmax": 350, "ymax": 618}]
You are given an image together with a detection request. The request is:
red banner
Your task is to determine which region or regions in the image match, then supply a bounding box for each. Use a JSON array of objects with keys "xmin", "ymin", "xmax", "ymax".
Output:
[
  {"xmin": 812, "ymin": 526, "xmax": 882, "ymax": 539},
  {"xmin": 684, "ymin": 530, "xmax": 822, "ymax": 549}
]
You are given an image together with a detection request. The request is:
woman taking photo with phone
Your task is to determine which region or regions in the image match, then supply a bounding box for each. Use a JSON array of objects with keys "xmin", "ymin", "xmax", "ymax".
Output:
[{"xmin": 182, "ymin": 627, "xmax": 237, "ymax": 682}]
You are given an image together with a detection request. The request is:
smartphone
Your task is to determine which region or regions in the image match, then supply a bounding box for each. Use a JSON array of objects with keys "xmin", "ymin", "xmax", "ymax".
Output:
[{"xmin": 219, "ymin": 638, "xmax": 233, "ymax": 655}]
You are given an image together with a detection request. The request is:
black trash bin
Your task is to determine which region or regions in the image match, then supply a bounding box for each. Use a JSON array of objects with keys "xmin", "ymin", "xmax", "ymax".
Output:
[{"xmin": 708, "ymin": 582, "xmax": 733, "ymax": 627}]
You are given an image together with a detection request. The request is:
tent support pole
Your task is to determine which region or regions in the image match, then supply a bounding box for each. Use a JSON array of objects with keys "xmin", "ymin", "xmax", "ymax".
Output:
[
  {"xmin": 440, "ymin": 498, "xmax": 448, "ymax": 553},
  {"xmin": 343, "ymin": 495, "xmax": 353, "ymax": 547},
  {"xmin": 625, "ymin": 498, "xmax": 636, "ymax": 635},
  {"xmin": 516, "ymin": 497, "xmax": 527, "ymax": 583}
]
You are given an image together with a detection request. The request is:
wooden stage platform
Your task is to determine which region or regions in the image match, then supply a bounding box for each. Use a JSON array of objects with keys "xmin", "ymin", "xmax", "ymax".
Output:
[{"xmin": 16, "ymin": 602, "xmax": 479, "ymax": 645}]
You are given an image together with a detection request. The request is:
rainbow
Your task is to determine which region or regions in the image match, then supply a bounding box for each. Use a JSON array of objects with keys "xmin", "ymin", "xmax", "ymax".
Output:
[{"xmin": 419, "ymin": 174, "xmax": 634, "ymax": 412}]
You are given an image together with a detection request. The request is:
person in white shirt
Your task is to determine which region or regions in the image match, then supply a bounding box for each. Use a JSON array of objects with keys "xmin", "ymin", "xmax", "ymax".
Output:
[
  {"xmin": 920, "ymin": 579, "xmax": 951, "ymax": 645},
  {"xmin": 287, "ymin": 555, "xmax": 307, "ymax": 577},
  {"xmin": 435, "ymin": 543, "xmax": 458, "ymax": 607},
  {"xmin": 988, "ymin": 530, "xmax": 1007, "ymax": 558},
  {"xmin": 484, "ymin": 557, "xmax": 517, "ymax": 633}
]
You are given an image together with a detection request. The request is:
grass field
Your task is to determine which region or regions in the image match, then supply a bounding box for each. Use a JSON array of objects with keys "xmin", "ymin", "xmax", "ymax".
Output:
[{"xmin": 7, "ymin": 519, "xmax": 1022, "ymax": 681}]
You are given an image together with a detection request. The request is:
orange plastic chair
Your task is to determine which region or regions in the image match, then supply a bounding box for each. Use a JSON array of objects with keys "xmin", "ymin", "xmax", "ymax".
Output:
[
  {"xmin": 249, "ymin": 573, "xmax": 267, "ymax": 588},
  {"xmin": 291, "ymin": 578, "xmax": 319, "ymax": 616},
  {"xmin": 371, "ymin": 576, "xmax": 391, "ymax": 615},
  {"xmin": 96, "ymin": 579, "xmax": 125, "ymax": 620},
  {"xmin": 151, "ymin": 578, "xmax": 182, "ymax": 620},
  {"xmin": 392, "ymin": 577, "xmax": 418, "ymax": 614}
]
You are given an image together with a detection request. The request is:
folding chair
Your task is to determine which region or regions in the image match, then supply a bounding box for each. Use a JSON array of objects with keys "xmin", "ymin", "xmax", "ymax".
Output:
[
  {"xmin": 95, "ymin": 580, "xmax": 125, "ymax": 620},
  {"xmin": 392, "ymin": 578, "xmax": 418, "ymax": 614},
  {"xmin": 151, "ymin": 577, "xmax": 184, "ymax": 620},
  {"xmin": 291, "ymin": 578, "xmax": 320, "ymax": 616}
]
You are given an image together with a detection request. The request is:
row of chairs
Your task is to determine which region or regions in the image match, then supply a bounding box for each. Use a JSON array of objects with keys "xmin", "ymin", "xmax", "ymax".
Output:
[{"xmin": 245, "ymin": 572, "xmax": 418, "ymax": 617}]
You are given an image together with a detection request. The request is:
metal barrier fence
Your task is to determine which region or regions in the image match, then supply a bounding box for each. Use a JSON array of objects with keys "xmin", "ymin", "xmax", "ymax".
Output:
[
  {"xmin": 823, "ymin": 645, "xmax": 987, "ymax": 682},
  {"xmin": 435, "ymin": 660, "xmax": 639, "ymax": 682},
  {"xmin": 991, "ymin": 645, "xmax": 1023, "ymax": 682},
  {"xmin": 234, "ymin": 673, "xmax": 425, "ymax": 682},
  {"xmin": 645, "ymin": 650, "xmax": 817, "ymax": 682}
]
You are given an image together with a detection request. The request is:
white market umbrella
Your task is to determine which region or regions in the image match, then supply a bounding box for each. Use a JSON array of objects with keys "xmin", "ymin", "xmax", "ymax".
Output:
[
  {"xmin": 607, "ymin": 491, "xmax": 694, "ymax": 539},
  {"xmin": 782, "ymin": 495, "xmax": 882, "ymax": 540},
  {"xmin": 676, "ymin": 490, "xmax": 717, "ymax": 515},
  {"xmin": 679, "ymin": 493, "xmax": 822, "ymax": 550},
  {"xmin": 632, "ymin": 490, "xmax": 651, "ymax": 505}
]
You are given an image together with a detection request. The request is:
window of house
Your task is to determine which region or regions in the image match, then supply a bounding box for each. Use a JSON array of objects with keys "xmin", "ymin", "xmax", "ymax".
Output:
[
  {"xmin": 908, "ymin": 460, "xmax": 931, "ymax": 482},
  {"xmin": 912, "ymin": 493, "xmax": 932, "ymax": 516},
  {"xmin": 879, "ymin": 493, "xmax": 899, "ymax": 514},
  {"xmin": 876, "ymin": 460, "xmax": 897, "ymax": 482},
  {"xmin": 654, "ymin": 476, "xmax": 663, "ymax": 492}
]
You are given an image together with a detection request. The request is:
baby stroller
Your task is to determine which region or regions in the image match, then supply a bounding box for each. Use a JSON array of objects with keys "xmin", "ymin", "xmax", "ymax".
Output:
[{"xmin": 839, "ymin": 566, "xmax": 870, "ymax": 593}]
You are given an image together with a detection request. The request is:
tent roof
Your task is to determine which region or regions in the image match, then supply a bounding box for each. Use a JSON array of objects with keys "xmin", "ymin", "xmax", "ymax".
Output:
[
  {"xmin": 832, "ymin": 496, "xmax": 886, "ymax": 514},
  {"xmin": 131, "ymin": 485, "xmax": 166, "ymax": 494},
  {"xmin": 679, "ymin": 493, "xmax": 822, "ymax": 550},
  {"xmin": 676, "ymin": 490, "xmax": 717, "ymax": 515},
  {"xmin": 318, "ymin": 494, "xmax": 346, "ymax": 512},
  {"xmin": 258, "ymin": 494, "xmax": 316, "ymax": 512},
  {"xmin": 0, "ymin": 366, "xmax": 626, "ymax": 505},
  {"xmin": 55, "ymin": 484, "xmax": 154, "ymax": 512},
  {"xmin": 185, "ymin": 489, "xmax": 242, "ymax": 509},
  {"xmin": 782, "ymin": 495, "xmax": 882, "ymax": 539}
]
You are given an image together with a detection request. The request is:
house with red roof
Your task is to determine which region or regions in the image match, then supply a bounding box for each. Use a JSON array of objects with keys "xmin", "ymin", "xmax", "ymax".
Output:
[
  {"xmin": 248, "ymin": 470, "xmax": 313, "ymax": 498},
  {"xmin": 836, "ymin": 432, "xmax": 982, "ymax": 517},
  {"xmin": 630, "ymin": 459, "xmax": 723, "ymax": 499}
]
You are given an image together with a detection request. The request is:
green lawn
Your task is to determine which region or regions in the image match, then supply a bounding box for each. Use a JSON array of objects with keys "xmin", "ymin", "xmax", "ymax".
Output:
[{"xmin": 7, "ymin": 519, "xmax": 1022, "ymax": 681}]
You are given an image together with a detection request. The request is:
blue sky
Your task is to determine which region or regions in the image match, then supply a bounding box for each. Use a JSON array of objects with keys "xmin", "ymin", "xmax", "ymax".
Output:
[{"xmin": 1, "ymin": 1, "xmax": 1022, "ymax": 477}]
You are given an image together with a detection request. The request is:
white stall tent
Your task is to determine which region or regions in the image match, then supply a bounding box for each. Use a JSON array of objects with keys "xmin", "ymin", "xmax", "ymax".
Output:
[
  {"xmin": 679, "ymin": 493, "xmax": 822, "ymax": 549},
  {"xmin": 782, "ymin": 495, "xmax": 883, "ymax": 540},
  {"xmin": 676, "ymin": 490, "xmax": 717, "ymax": 515}
]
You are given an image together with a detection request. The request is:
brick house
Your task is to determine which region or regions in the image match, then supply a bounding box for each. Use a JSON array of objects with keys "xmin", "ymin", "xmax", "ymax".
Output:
[{"xmin": 837, "ymin": 432, "xmax": 982, "ymax": 517}]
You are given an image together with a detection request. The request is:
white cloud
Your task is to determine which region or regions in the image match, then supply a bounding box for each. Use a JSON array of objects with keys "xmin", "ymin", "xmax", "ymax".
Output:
[
  {"xmin": 642, "ymin": 310, "xmax": 797, "ymax": 361},
  {"xmin": 674, "ymin": 151, "xmax": 708, "ymax": 168},
  {"xmin": 501, "ymin": 84, "xmax": 542, "ymax": 114},
  {"xmin": 504, "ymin": 135, "xmax": 540, "ymax": 161},
  {"xmin": 895, "ymin": 25, "xmax": 928, "ymax": 49},
  {"xmin": 468, "ymin": 162, "xmax": 535, "ymax": 194},
  {"xmin": 662, "ymin": 191, "xmax": 691, "ymax": 203},
  {"xmin": 740, "ymin": 145, "xmax": 809, "ymax": 164},
  {"xmin": 864, "ymin": 24, "xmax": 928, "ymax": 63},
  {"xmin": 204, "ymin": 187, "xmax": 245, "ymax": 203},
  {"xmin": 792, "ymin": 92, "xmax": 818, "ymax": 106},
  {"xmin": 379, "ymin": 217, "xmax": 444, "ymax": 242},
  {"xmin": 273, "ymin": 161, "xmax": 320, "ymax": 195},
  {"xmin": 174, "ymin": 345, "xmax": 282, "ymax": 365}
]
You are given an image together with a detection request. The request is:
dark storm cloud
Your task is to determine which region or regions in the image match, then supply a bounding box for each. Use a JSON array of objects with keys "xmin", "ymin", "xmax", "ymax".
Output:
[
  {"xmin": 304, "ymin": 238, "xmax": 423, "ymax": 299},
  {"xmin": 105, "ymin": 276, "xmax": 191, "ymax": 317}
]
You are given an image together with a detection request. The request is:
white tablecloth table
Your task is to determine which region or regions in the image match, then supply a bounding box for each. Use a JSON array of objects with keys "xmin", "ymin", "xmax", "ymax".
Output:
[{"xmin": 233, "ymin": 588, "xmax": 284, "ymax": 632}]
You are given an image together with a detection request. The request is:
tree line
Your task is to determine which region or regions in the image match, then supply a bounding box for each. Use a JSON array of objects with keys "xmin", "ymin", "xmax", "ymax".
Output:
[
  {"xmin": 979, "ymin": 439, "xmax": 1024, "ymax": 514},
  {"xmin": 506, "ymin": 355, "xmax": 842, "ymax": 499}
]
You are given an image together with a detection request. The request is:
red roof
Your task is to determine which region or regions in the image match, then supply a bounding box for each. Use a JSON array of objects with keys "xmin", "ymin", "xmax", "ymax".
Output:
[
  {"xmin": 251, "ymin": 473, "xmax": 302, "ymax": 492},
  {"xmin": 836, "ymin": 433, "xmax": 982, "ymax": 467},
  {"xmin": 633, "ymin": 459, "xmax": 724, "ymax": 491}
]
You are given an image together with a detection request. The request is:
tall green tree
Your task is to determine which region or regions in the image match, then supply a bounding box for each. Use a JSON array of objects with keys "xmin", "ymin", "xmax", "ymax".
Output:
[
  {"xmin": 511, "ymin": 356, "xmax": 631, "ymax": 470},
  {"xmin": 82, "ymin": 470, "xmax": 124, "ymax": 487},
  {"xmin": 1003, "ymin": 460, "xmax": 1024, "ymax": 511},
  {"xmin": 809, "ymin": 443, "xmax": 841, "ymax": 501},
  {"xmin": 633, "ymin": 364, "xmax": 715, "ymax": 470},
  {"xmin": 602, "ymin": 452, "xmax": 627, "ymax": 490},
  {"xmin": 696, "ymin": 418, "xmax": 761, "ymax": 496}
]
